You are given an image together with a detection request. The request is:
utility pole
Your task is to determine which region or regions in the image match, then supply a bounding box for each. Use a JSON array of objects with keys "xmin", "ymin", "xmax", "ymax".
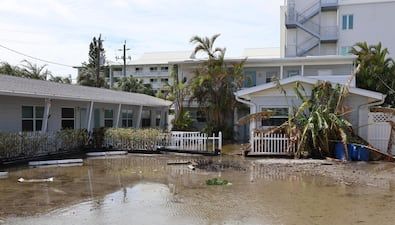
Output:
[{"xmin": 117, "ymin": 41, "xmax": 131, "ymax": 77}]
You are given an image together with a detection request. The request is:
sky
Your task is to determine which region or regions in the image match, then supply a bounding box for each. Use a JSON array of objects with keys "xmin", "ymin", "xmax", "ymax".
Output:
[{"xmin": 0, "ymin": 0, "xmax": 283, "ymax": 80}]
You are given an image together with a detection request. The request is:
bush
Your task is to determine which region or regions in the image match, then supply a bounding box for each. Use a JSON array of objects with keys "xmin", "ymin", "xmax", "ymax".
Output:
[{"xmin": 104, "ymin": 128, "xmax": 167, "ymax": 150}]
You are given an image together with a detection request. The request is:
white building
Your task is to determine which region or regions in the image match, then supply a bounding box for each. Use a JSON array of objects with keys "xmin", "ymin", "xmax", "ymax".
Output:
[
  {"xmin": 281, "ymin": 0, "xmax": 395, "ymax": 57},
  {"xmin": 0, "ymin": 75, "xmax": 171, "ymax": 133},
  {"xmin": 108, "ymin": 51, "xmax": 194, "ymax": 95}
]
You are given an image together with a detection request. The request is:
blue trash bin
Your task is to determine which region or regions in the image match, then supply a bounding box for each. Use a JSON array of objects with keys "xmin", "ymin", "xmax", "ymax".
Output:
[
  {"xmin": 334, "ymin": 143, "xmax": 360, "ymax": 161},
  {"xmin": 356, "ymin": 145, "xmax": 370, "ymax": 161}
]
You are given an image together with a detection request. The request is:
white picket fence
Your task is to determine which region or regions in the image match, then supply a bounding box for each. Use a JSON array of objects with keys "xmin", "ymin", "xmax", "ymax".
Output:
[
  {"xmin": 169, "ymin": 131, "xmax": 222, "ymax": 152},
  {"xmin": 249, "ymin": 131, "xmax": 295, "ymax": 156}
]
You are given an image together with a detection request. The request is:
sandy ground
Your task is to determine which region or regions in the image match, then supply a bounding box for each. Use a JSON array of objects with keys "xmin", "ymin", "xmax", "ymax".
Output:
[{"xmin": 252, "ymin": 158, "xmax": 395, "ymax": 189}]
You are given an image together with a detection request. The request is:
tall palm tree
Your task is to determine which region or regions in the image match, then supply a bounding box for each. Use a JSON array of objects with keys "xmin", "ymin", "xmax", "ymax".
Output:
[
  {"xmin": 190, "ymin": 34, "xmax": 226, "ymax": 59},
  {"xmin": 189, "ymin": 34, "xmax": 245, "ymax": 139},
  {"xmin": 20, "ymin": 60, "xmax": 51, "ymax": 80},
  {"xmin": 0, "ymin": 62, "xmax": 23, "ymax": 77}
]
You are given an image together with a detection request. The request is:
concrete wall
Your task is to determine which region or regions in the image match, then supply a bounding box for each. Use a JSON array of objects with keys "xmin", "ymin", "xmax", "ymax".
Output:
[
  {"xmin": 338, "ymin": 1, "xmax": 395, "ymax": 57},
  {"xmin": 0, "ymin": 95, "xmax": 168, "ymax": 133}
]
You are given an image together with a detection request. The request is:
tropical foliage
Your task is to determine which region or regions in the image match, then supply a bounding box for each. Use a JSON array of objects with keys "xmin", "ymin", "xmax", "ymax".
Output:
[
  {"xmin": 189, "ymin": 34, "xmax": 245, "ymax": 139},
  {"xmin": 77, "ymin": 35, "xmax": 108, "ymax": 88},
  {"xmin": 105, "ymin": 128, "xmax": 166, "ymax": 151},
  {"xmin": 351, "ymin": 42, "xmax": 395, "ymax": 105},
  {"xmin": 286, "ymin": 81, "xmax": 355, "ymax": 158},
  {"xmin": 0, "ymin": 129, "xmax": 88, "ymax": 160},
  {"xmin": 114, "ymin": 76, "xmax": 155, "ymax": 96},
  {"xmin": 167, "ymin": 65, "xmax": 193, "ymax": 130}
]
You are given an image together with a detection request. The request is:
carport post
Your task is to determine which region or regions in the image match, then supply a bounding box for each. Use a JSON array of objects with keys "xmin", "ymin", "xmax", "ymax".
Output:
[
  {"xmin": 136, "ymin": 105, "xmax": 143, "ymax": 128},
  {"xmin": 115, "ymin": 104, "xmax": 122, "ymax": 128},
  {"xmin": 87, "ymin": 101, "xmax": 94, "ymax": 132},
  {"xmin": 41, "ymin": 98, "xmax": 51, "ymax": 133}
]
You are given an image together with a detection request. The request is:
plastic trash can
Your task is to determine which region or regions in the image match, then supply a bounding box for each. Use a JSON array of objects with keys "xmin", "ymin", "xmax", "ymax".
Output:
[{"xmin": 357, "ymin": 145, "xmax": 370, "ymax": 161}]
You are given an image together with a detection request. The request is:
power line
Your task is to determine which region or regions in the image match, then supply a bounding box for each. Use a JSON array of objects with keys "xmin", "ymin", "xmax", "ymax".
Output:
[{"xmin": 0, "ymin": 43, "xmax": 74, "ymax": 68}]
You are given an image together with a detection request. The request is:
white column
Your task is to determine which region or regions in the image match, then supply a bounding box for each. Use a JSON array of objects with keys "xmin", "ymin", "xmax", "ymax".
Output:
[
  {"xmin": 87, "ymin": 101, "xmax": 94, "ymax": 132},
  {"xmin": 280, "ymin": 65, "xmax": 284, "ymax": 79},
  {"xmin": 109, "ymin": 66, "xmax": 113, "ymax": 88},
  {"xmin": 136, "ymin": 105, "xmax": 143, "ymax": 128},
  {"xmin": 301, "ymin": 64, "xmax": 304, "ymax": 76},
  {"xmin": 115, "ymin": 104, "xmax": 122, "ymax": 128},
  {"xmin": 150, "ymin": 109, "xmax": 156, "ymax": 127},
  {"xmin": 250, "ymin": 104, "xmax": 257, "ymax": 133},
  {"xmin": 160, "ymin": 108, "xmax": 166, "ymax": 129},
  {"xmin": 41, "ymin": 98, "xmax": 51, "ymax": 133}
]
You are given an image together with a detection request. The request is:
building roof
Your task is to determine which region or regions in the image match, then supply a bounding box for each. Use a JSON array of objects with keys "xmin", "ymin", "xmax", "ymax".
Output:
[
  {"xmin": 108, "ymin": 51, "xmax": 194, "ymax": 66},
  {"xmin": 242, "ymin": 48, "xmax": 280, "ymax": 58},
  {"xmin": 0, "ymin": 75, "xmax": 172, "ymax": 107},
  {"xmin": 235, "ymin": 76, "xmax": 385, "ymax": 101},
  {"xmin": 172, "ymin": 55, "xmax": 356, "ymax": 65}
]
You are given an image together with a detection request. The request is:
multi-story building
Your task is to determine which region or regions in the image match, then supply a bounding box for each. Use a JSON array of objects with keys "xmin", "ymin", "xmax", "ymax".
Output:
[
  {"xmin": 107, "ymin": 51, "xmax": 193, "ymax": 95},
  {"xmin": 281, "ymin": 0, "xmax": 395, "ymax": 57}
]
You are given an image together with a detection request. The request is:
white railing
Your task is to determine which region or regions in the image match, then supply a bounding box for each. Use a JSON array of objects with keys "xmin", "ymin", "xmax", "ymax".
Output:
[
  {"xmin": 250, "ymin": 132, "xmax": 295, "ymax": 156},
  {"xmin": 169, "ymin": 131, "xmax": 222, "ymax": 152}
]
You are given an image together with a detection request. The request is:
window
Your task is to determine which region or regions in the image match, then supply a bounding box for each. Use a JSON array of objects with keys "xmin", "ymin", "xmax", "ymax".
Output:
[
  {"xmin": 61, "ymin": 108, "xmax": 75, "ymax": 129},
  {"xmin": 244, "ymin": 71, "xmax": 256, "ymax": 87},
  {"xmin": 141, "ymin": 110, "xmax": 151, "ymax": 128},
  {"xmin": 266, "ymin": 71, "xmax": 278, "ymax": 83},
  {"xmin": 196, "ymin": 110, "xmax": 207, "ymax": 123},
  {"xmin": 261, "ymin": 107, "xmax": 289, "ymax": 127},
  {"xmin": 104, "ymin": 109, "xmax": 114, "ymax": 128},
  {"xmin": 161, "ymin": 78, "xmax": 169, "ymax": 83},
  {"xmin": 135, "ymin": 67, "xmax": 143, "ymax": 72},
  {"xmin": 342, "ymin": 14, "xmax": 353, "ymax": 30},
  {"xmin": 150, "ymin": 67, "xmax": 158, "ymax": 72},
  {"xmin": 161, "ymin": 67, "xmax": 168, "ymax": 72},
  {"xmin": 340, "ymin": 46, "xmax": 352, "ymax": 56},
  {"xmin": 150, "ymin": 78, "xmax": 158, "ymax": 83},
  {"xmin": 287, "ymin": 70, "xmax": 300, "ymax": 77},
  {"xmin": 22, "ymin": 106, "xmax": 44, "ymax": 131},
  {"xmin": 121, "ymin": 109, "xmax": 133, "ymax": 128}
]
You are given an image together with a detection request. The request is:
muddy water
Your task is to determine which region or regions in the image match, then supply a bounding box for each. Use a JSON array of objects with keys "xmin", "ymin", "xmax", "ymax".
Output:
[{"xmin": 1, "ymin": 154, "xmax": 395, "ymax": 225}]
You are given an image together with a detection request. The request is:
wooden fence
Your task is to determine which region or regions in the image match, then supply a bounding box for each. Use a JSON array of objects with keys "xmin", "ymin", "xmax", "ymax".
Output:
[
  {"xmin": 249, "ymin": 131, "xmax": 295, "ymax": 156},
  {"xmin": 104, "ymin": 131, "xmax": 222, "ymax": 152}
]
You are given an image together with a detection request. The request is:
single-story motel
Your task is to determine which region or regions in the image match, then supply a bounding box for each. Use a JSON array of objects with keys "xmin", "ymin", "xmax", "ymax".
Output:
[{"xmin": 0, "ymin": 75, "xmax": 171, "ymax": 133}]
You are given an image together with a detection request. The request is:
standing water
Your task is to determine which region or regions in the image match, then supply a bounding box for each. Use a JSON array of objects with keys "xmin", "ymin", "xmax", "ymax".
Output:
[{"xmin": 0, "ymin": 154, "xmax": 395, "ymax": 225}]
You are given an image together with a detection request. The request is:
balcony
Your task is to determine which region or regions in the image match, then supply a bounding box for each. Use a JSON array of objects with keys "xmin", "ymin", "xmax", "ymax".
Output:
[
  {"xmin": 320, "ymin": 0, "xmax": 338, "ymax": 11},
  {"xmin": 320, "ymin": 26, "xmax": 339, "ymax": 43}
]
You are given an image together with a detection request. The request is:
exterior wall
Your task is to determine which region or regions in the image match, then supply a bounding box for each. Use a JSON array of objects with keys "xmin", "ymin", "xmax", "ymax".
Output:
[
  {"xmin": 337, "ymin": 1, "xmax": 395, "ymax": 57},
  {"xmin": 109, "ymin": 64, "xmax": 172, "ymax": 95},
  {"xmin": 283, "ymin": 0, "xmax": 395, "ymax": 57},
  {"xmin": 0, "ymin": 95, "xmax": 168, "ymax": 133}
]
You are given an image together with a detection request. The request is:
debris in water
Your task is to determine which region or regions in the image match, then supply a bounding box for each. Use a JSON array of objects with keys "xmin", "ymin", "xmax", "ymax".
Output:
[
  {"xmin": 18, "ymin": 177, "xmax": 54, "ymax": 183},
  {"xmin": 188, "ymin": 165, "xmax": 195, "ymax": 170},
  {"xmin": 167, "ymin": 161, "xmax": 191, "ymax": 165},
  {"xmin": 206, "ymin": 178, "xmax": 229, "ymax": 186}
]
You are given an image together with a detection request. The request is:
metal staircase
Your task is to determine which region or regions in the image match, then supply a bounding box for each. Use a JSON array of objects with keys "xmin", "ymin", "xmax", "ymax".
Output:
[{"xmin": 285, "ymin": 0, "xmax": 338, "ymax": 56}]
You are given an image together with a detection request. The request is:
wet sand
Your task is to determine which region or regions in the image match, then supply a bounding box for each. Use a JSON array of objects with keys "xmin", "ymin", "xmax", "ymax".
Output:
[{"xmin": 1, "ymin": 153, "xmax": 395, "ymax": 225}]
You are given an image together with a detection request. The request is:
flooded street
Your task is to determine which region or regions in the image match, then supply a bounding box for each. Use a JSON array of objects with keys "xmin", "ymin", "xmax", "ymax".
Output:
[{"xmin": 1, "ymin": 153, "xmax": 395, "ymax": 225}]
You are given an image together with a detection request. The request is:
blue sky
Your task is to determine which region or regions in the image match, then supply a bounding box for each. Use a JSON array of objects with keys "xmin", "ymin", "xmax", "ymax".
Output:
[{"xmin": 0, "ymin": 0, "xmax": 283, "ymax": 80}]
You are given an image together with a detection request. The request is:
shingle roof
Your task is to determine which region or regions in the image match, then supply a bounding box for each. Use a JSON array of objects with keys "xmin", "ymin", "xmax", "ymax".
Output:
[{"xmin": 0, "ymin": 75, "xmax": 172, "ymax": 107}]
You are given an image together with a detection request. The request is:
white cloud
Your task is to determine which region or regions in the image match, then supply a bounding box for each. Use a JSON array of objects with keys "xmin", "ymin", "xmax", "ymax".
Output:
[{"xmin": 0, "ymin": 0, "xmax": 283, "ymax": 79}]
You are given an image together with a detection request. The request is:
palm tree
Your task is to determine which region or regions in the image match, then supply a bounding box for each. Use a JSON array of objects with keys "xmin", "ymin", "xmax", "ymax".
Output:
[
  {"xmin": 190, "ymin": 34, "xmax": 225, "ymax": 59},
  {"xmin": 114, "ymin": 76, "xmax": 154, "ymax": 96},
  {"xmin": 0, "ymin": 62, "xmax": 23, "ymax": 77},
  {"xmin": 48, "ymin": 75, "xmax": 72, "ymax": 84},
  {"xmin": 189, "ymin": 34, "xmax": 245, "ymax": 139},
  {"xmin": 20, "ymin": 60, "xmax": 51, "ymax": 80},
  {"xmin": 351, "ymin": 42, "xmax": 395, "ymax": 105}
]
